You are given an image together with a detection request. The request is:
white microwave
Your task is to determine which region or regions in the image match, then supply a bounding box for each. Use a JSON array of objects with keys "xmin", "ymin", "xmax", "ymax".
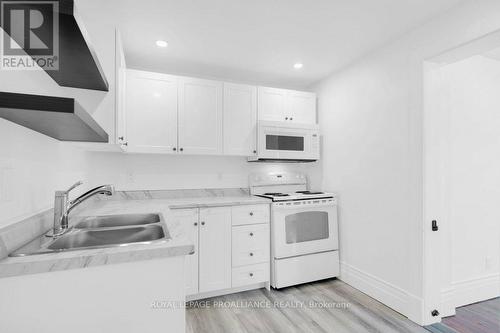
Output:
[{"xmin": 248, "ymin": 121, "xmax": 320, "ymax": 162}]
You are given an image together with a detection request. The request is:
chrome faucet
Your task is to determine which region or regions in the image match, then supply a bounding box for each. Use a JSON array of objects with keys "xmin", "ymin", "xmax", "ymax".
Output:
[{"xmin": 50, "ymin": 182, "xmax": 114, "ymax": 237}]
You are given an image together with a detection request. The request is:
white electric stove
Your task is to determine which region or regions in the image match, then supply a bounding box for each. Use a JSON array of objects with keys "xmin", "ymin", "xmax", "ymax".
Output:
[{"xmin": 249, "ymin": 172, "xmax": 339, "ymax": 289}]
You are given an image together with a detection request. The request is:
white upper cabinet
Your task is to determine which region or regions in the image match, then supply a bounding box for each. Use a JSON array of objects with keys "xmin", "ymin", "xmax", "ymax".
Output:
[
  {"xmin": 223, "ymin": 83, "xmax": 257, "ymax": 156},
  {"xmin": 286, "ymin": 90, "xmax": 317, "ymax": 124},
  {"xmin": 125, "ymin": 70, "xmax": 178, "ymax": 153},
  {"xmin": 178, "ymin": 77, "xmax": 223, "ymax": 155},
  {"xmin": 258, "ymin": 87, "xmax": 287, "ymax": 122},
  {"xmin": 115, "ymin": 30, "xmax": 127, "ymax": 147},
  {"xmin": 258, "ymin": 87, "xmax": 316, "ymax": 124}
]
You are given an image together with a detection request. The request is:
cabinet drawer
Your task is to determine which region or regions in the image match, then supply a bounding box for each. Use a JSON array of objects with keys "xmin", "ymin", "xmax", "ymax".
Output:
[
  {"xmin": 231, "ymin": 204, "xmax": 269, "ymax": 226},
  {"xmin": 232, "ymin": 224, "xmax": 269, "ymax": 267},
  {"xmin": 232, "ymin": 263, "xmax": 269, "ymax": 288}
]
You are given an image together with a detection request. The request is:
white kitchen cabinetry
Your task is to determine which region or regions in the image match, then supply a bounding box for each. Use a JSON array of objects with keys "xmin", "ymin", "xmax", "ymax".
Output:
[
  {"xmin": 119, "ymin": 68, "xmax": 317, "ymax": 155},
  {"xmin": 231, "ymin": 204, "xmax": 270, "ymax": 226},
  {"xmin": 258, "ymin": 87, "xmax": 287, "ymax": 122},
  {"xmin": 115, "ymin": 30, "xmax": 127, "ymax": 147},
  {"xmin": 223, "ymin": 83, "xmax": 257, "ymax": 156},
  {"xmin": 198, "ymin": 207, "xmax": 232, "ymax": 293},
  {"xmin": 178, "ymin": 77, "xmax": 223, "ymax": 155},
  {"xmin": 232, "ymin": 224, "xmax": 270, "ymax": 267},
  {"xmin": 258, "ymin": 87, "xmax": 316, "ymax": 124},
  {"xmin": 171, "ymin": 209, "xmax": 199, "ymax": 296},
  {"xmin": 232, "ymin": 263, "xmax": 270, "ymax": 288},
  {"xmin": 286, "ymin": 90, "xmax": 317, "ymax": 124},
  {"xmin": 124, "ymin": 70, "xmax": 178, "ymax": 153},
  {"xmin": 174, "ymin": 204, "xmax": 270, "ymax": 300}
]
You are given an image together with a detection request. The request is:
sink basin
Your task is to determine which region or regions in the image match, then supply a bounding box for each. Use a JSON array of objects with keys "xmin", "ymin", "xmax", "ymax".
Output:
[
  {"xmin": 9, "ymin": 212, "xmax": 169, "ymax": 256},
  {"xmin": 74, "ymin": 213, "xmax": 160, "ymax": 229},
  {"xmin": 47, "ymin": 225, "xmax": 166, "ymax": 251}
]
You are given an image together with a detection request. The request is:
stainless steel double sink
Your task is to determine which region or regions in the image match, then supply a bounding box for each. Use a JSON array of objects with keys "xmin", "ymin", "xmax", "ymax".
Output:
[{"xmin": 10, "ymin": 213, "xmax": 170, "ymax": 257}]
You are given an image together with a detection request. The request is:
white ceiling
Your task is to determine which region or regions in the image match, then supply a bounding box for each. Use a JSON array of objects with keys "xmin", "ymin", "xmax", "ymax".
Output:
[{"xmin": 82, "ymin": 0, "xmax": 463, "ymax": 89}]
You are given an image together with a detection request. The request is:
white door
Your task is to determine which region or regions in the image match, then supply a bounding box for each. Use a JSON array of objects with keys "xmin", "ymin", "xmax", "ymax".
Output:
[
  {"xmin": 171, "ymin": 208, "xmax": 199, "ymax": 296},
  {"xmin": 258, "ymin": 87, "xmax": 287, "ymax": 122},
  {"xmin": 178, "ymin": 77, "xmax": 223, "ymax": 155},
  {"xmin": 125, "ymin": 70, "xmax": 178, "ymax": 153},
  {"xmin": 287, "ymin": 90, "xmax": 316, "ymax": 124},
  {"xmin": 223, "ymin": 83, "xmax": 257, "ymax": 156},
  {"xmin": 199, "ymin": 207, "xmax": 232, "ymax": 293}
]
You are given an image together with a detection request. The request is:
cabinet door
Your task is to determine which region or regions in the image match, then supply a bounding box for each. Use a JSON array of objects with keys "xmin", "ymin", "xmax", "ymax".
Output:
[
  {"xmin": 223, "ymin": 83, "xmax": 257, "ymax": 156},
  {"xmin": 258, "ymin": 87, "xmax": 287, "ymax": 122},
  {"xmin": 172, "ymin": 208, "xmax": 199, "ymax": 295},
  {"xmin": 199, "ymin": 207, "xmax": 232, "ymax": 293},
  {"xmin": 125, "ymin": 70, "xmax": 178, "ymax": 153},
  {"xmin": 287, "ymin": 90, "xmax": 317, "ymax": 124},
  {"xmin": 115, "ymin": 30, "xmax": 127, "ymax": 147},
  {"xmin": 171, "ymin": 209, "xmax": 199, "ymax": 296},
  {"xmin": 178, "ymin": 77, "xmax": 223, "ymax": 155}
]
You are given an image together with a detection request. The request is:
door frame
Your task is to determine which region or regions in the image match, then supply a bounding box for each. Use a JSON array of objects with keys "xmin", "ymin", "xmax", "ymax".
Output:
[{"xmin": 421, "ymin": 29, "xmax": 500, "ymax": 325}]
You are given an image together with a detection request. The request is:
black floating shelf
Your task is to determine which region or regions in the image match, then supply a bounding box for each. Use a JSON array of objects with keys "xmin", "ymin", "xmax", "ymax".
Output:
[
  {"xmin": 1, "ymin": 0, "xmax": 109, "ymax": 91},
  {"xmin": 0, "ymin": 92, "xmax": 109, "ymax": 142}
]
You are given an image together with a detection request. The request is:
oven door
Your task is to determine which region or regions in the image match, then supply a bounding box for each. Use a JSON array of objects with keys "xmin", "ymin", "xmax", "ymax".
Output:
[
  {"xmin": 257, "ymin": 122, "xmax": 320, "ymax": 160},
  {"xmin": 272, "ymin": 198, "xmax": 338, "ymax": 259}
]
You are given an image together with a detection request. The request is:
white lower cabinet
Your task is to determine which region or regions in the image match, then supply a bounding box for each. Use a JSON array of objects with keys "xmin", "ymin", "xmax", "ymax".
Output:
[
  {"xmin": 232, "ymin": 224, "xmax": 269, "ymax": 267},
  {"xmin": 199, "ymin": 207, "xmax": 232, "ymax": 293},
  {"xmin": 173, "ymin": 204, "xmax": 270, "ymax": 300},
  {"xmin": 171, "ymin": 208, "xmax": 199, "ymax": 296},
  {"xmin": 232, "ymin": 263, "xmax": 269, "ymax": 288}
]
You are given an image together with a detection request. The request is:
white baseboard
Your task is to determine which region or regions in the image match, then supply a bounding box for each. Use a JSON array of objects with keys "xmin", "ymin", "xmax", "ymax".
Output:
[
  {"xmin": 441, "ymin": 273, "xmax": 500, "ymax": 317},
  {"xmin": 339, "ymin": 262, "xmax": 423, "ymax": 324}
]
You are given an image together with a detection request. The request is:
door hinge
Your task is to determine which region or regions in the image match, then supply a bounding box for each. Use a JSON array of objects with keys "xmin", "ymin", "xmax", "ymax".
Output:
[
  {"xmin": 431, "ymin": 220, "xmax": 438, "ymax": 231},
  {"xmin": 431, "ymin": 309, "xmax": 440, "ymax": 317}
]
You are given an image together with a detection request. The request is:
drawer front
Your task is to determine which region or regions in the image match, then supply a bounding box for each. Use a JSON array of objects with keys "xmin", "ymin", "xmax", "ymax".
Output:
[
  {"xmin": 232, "ymin": 224, "xmax": 270, "ymax": 267},
  {"xmin": 232, "ymin": 263, "xmax": 269, "ymax": 288},
  {"xmin": 232, "ymin": 204, "xmax": 270, "ymax": 226}
]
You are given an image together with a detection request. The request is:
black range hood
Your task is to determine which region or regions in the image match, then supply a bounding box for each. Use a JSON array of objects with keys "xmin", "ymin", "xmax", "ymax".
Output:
[
  {"xmin": 0, "ymin": 0, "xmax": 109, "ymax": 91},
  {"xmin": 0, "ymin": 92, "xmax": 108, "ymax": 142}
]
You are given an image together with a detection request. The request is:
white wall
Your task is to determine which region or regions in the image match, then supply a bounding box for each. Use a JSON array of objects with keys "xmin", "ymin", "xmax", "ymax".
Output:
[
  {"xmin": 430, "ymin": 55, "xmax": 500, "ymax": 310},
  {"xmin": 0, "ymin": 120, "xmax": 88, "ymax": 228},
  {"xmin": 313, "ymin": 0, "xmax": 500, "ymax": 324},
  {"xmin": 0, "ymin": 0, "xmax": 322, "ymax": 230},
  {"xmin": 445, "ymin": 56, "xmax": 500, "ymax": 282},
  {"xmin": 0, "ymin": 0, "xmax": 116, "ymax": 229},
  {"xmin": 83, "ymin": 152, "xmax": 321, "ymax": 191}
]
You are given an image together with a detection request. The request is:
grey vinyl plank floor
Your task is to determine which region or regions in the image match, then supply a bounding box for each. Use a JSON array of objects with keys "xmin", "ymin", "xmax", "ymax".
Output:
[
  {"xmin": 438, "ymin": 297, "xmax": 500, "ymax": 333},
  {"xmin": 186, "ymin": 278, "xmax": 428, "ymax": 333}
]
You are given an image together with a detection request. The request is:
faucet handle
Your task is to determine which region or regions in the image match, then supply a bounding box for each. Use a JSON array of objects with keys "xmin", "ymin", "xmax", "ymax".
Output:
[{"xmin": 65, "ymin": 181, "xmax": 83, "ymax": 194}]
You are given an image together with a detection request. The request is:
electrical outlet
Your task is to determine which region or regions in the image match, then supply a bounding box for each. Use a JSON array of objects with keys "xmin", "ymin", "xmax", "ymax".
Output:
[{"xmin": 126, "ymin": 171, "xmax": 135, "ymax": 184}]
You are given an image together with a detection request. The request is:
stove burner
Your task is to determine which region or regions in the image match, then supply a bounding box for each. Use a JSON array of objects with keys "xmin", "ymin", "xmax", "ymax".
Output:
[
  {"xmin": 264, "ymin": 192, "xmax": 290, "ymax": 197},
  {"xmin": 296, "ymin": 190, "xmax": 324, "ymax": 195}
]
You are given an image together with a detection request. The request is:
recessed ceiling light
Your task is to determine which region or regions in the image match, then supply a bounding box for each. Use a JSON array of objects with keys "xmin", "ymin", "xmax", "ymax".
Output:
[
  {"xmin": 294, "ymin": 63, "xmax": 303, "ymax": 69},
  {"xmin": 156, "ymin": 40, "xmax": 168, "ymax": 48}
]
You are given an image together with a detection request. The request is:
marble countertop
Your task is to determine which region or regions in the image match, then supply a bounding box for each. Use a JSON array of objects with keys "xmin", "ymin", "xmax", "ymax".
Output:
[{"xmin": 0, "ymin": 193, "xmax": 270, "ymax": 278}]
